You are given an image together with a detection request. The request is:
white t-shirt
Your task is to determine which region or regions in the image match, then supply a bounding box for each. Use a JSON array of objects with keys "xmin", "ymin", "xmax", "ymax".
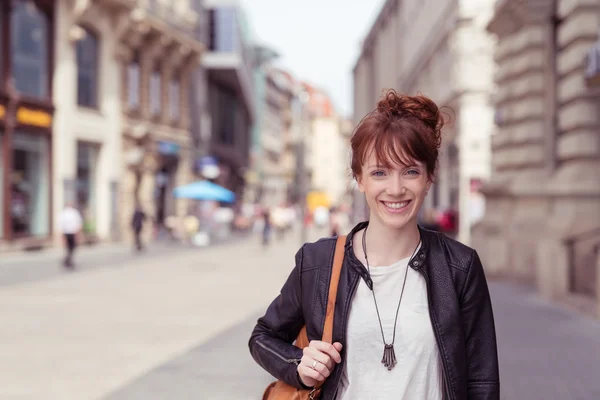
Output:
[
  {"xmin": 337, "ymin": 248, "xmax": 444, "ymax": 400},
  {"xmin": 59, "ymin": 207, "xmax": 83, "ymax": 234}
]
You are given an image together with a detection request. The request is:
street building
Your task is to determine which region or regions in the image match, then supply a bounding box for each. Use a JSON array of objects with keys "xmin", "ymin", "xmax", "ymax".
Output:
[
  {"xmin": 119, "ymin": 0, "xmax": 204, "ymax": 242},
  {"xmin": 0, "ymin": 0, "xmax": 59, "ymax": 251},
  {"xmin": 53, "ymin": 0, "xmax": 136, "ymax": 245},
  {"xmin": 475, "ymin": 0, "xmax": 600, "ymax": 317},
  {"xmin": 256, "ymin": 67, "xmax": 294, "ymax": 208},
  {"xmin": 200, "ymin": 0, "xmax": 255, "ymax": 198},
  {"xmin": 352, "ymin": 0, "xmax": 497, "ymax": 244}
]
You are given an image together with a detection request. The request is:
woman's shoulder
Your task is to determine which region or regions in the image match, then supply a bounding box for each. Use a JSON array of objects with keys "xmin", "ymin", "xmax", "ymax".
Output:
[
  {"xmin": 297, "ymin": 236, "xmax": 339, "ymax": 271},
  {"xmin": 421, "ymin": 228, "xmax": 478, "ymax": 271}
]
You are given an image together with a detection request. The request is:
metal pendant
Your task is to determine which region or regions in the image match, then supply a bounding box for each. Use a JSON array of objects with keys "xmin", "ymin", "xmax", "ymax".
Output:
[{"xmin": 381, "ymin": 344, "xmax": 397, "ymax": 371}]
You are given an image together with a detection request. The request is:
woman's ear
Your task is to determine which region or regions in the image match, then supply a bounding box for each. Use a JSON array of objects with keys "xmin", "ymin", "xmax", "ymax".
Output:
[
  {"xmin": 425, "ymin": 179, "xmax": 433, "ymax": 194},
  {"xmin": 356, "ymin": 175, "xmax": 365, "ymax": 193}
]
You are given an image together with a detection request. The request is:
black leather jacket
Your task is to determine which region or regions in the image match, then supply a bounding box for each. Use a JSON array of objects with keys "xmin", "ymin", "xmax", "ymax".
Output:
[{"xmin": 249, "ymin": 222, "xmax": 500, "ymax": 399}]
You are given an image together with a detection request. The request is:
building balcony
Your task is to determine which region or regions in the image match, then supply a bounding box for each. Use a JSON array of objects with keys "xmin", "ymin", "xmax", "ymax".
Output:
[
  {"xmin": 202, "ymin": 3, "xmax": 255, "ymax": 123},
  {"xmin": 116, "ymin": 0, "xmax": 204, "ymax": 61}
]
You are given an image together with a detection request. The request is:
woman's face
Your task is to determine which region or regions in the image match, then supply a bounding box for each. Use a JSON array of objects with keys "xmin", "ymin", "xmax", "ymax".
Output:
[{"xmin": 357, "ymin": 149, "xmax": 431, "ymax": 231}]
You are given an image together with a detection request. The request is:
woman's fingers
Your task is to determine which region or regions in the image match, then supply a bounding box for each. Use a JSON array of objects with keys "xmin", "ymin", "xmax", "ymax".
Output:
[
  {"xmin": 308, "ymin": 340, "xmax": 343, "ymax": 364},
  {"xmin": 297, "ymin": 340, "xmax": 345, "ymax": 387},
  {"xmin": 303, "ymin": 347, "xmax": 335, "ymax": 372}
]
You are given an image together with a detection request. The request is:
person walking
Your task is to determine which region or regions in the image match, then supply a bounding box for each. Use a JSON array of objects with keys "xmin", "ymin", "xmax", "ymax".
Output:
[
  {"xmin": 262, "ymin": 208, "xmax": 272, "ymax": 248},
  {"xmin": 249, "ymin": 90, "xmax": 499, "ymax": 399},
  {"xmin": 131, "ymin": 204, "xmax": 147, "ymax": 251},
  {"xmin": 58, "ymin": 203, "xmax": 83, "ymax": 269}
]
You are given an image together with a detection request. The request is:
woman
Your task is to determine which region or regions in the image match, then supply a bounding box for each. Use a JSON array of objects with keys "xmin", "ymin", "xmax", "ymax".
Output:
[{"xmin": 249, "ymin": 90, "xmax": 499, "ymax": 399}]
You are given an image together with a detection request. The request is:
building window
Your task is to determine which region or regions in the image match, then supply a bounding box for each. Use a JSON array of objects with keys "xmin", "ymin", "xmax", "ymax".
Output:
[
  {"xmin": 76, "ymin": 142, "xmax": 99, "ymax": 235},
  {"xmin": 11, "ymin": 1, "xmax": 50, "ymax": 98},
  {"xmin": 210, "ymin": 8, "xmax": 238, "ymax": 52},
  {"xmin": 216, "ymin": 86, "xmax": 236, "ymax": 145},
  {"xmin": 150, "ymin": 67, "xmax": 161, "ymax": 116},
  {"xmin": 169, "ymin": 77, "xmax": 180, "ymax": 120},
  {"xmin": 127, "ymin": 53, "xmax": 141, "ymax": 110},
  {"xmin": 76, "ymin": 27, "xmax": 99, "ymax": 108},
  {"xmin": 0, "ymin": 134, "xmax": 3, "ymax": 238},
  {"xmin": 11, "ymin": 131, "xmax": 50, "ymax": 237}
]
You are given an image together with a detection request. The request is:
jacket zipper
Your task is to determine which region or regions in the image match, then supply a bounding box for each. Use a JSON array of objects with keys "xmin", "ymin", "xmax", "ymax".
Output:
[
  {"xmin": 417, "ymin": 268, "xmax": 454, "ymax": 400},
  {"xmin": 256, "ymin": 340, "xmax": 301, "ymax": 365},
  {"xmin": 332, "ymin": 273, "xmax": 361, "ymax": 399}
]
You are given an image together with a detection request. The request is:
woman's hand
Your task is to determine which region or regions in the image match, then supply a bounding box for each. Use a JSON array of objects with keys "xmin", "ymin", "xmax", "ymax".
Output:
[{"xmin": 297, "ymin": 341, "xmax": 343, "ymax": 387}]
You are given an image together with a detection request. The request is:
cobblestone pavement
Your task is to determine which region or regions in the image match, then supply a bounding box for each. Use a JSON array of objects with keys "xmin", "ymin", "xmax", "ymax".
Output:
[{"xmin": 1, "ymin": 229, "xmax": 599, "ymax": 400}]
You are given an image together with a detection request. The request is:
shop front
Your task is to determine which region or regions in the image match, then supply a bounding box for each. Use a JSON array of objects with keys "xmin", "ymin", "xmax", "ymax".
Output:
[
  {"xmin": 0, "ymin": 0, "xmax": 55, "ymax": 247},
  {"xmin": 0, "ymin": 105, "xmax": 53, "ymax": 245}
]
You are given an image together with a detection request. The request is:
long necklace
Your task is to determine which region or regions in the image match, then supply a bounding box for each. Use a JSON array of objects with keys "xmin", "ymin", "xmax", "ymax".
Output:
[{"xmin": 361, "ymin": 226, "xmax": 421, "ymax": 371}]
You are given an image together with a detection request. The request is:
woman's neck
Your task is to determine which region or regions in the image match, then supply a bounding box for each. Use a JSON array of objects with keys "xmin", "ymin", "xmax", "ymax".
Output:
[{"xmin": 359, "ymin": 219, "xmax": 421, "ymax": 267}]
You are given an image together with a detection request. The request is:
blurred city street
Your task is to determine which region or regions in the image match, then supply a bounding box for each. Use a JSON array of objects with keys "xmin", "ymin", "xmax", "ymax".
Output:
[{"xmin": 0, "ymin": 229, "xmax": 599, "ymax": 399}]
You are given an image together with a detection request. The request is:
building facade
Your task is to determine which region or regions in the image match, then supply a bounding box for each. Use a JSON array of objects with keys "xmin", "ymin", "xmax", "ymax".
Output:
[
  {"xmin": 201, "ymin": 0, "xmax": 255, "ymax": 199},
  {"xmin": 118, "ymin": 0, "xmax": 204, "ymax": 241},
  {"xmin": 1, "ymin": 0, "xmax": 56, "ymax": 251},
  {"xmin": 258, "ymin": 67, "xmax": 293, "ymax": 208},
  {"xmin": 475, "ymin": 0, "xmax": 600, "ymax": 317},
  {"xmin": 53, "ymin": 0, "xmax": 135, "ymax": 244},
  {"xmin": 352, "ymin": 0, "xmax": 496, "ymax": 243}
]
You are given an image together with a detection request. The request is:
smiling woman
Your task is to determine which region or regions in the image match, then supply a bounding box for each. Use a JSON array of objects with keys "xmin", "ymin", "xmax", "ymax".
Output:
[{"xmin": 249, "ymin": 89, "xmax": 499, "ymax": 400}]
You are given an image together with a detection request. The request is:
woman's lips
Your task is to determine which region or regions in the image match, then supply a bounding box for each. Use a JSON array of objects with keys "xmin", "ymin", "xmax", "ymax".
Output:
[{"xmin": 381, "ymin": 200, "xmax": 412, "ymax": 213}]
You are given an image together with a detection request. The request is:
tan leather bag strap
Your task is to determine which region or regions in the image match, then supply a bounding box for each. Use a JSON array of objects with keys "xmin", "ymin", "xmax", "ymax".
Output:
[{"xmin": 321, "ymin": 235, "xmax": 346, "ymax": 343}]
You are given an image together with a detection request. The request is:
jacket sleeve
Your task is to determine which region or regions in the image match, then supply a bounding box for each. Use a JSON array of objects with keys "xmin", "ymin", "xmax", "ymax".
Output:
[
  {"xmin": 461, "ymin": 250, "xmax": 500, "ymax": 400},
  {"xmin": 248, "ymin": 245, "xmax": 308, "ymax": 389}
]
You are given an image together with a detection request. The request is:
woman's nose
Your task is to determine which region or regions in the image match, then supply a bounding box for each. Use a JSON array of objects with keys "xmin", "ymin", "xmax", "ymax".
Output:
[{"xmin": 387, "ymin": 179, "xmax": 406, "ymax": 196}]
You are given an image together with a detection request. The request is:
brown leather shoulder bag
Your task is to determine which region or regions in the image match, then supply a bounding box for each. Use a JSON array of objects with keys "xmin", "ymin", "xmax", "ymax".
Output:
[{"xmin": 262, "ymin": 235, "xmax": 347, "ymax": 400}]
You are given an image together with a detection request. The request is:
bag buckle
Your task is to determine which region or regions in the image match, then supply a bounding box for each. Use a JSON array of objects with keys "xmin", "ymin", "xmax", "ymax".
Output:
[{"xmin": 309, "ymin": 388, "xmax": 319, "ymax": 400}]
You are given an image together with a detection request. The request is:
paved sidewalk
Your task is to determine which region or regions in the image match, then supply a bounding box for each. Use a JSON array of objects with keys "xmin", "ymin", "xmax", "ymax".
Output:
[
  {"xmin": 492, "ymin": 282, "xmax": 600, "ymax": 400},
  {"xmin": 0, "ymin": 232, "xmax": 252, "ymax": 288},
  {"xmin": 1, "ymin": 228, "xmax": 599, "ymax": 400}
]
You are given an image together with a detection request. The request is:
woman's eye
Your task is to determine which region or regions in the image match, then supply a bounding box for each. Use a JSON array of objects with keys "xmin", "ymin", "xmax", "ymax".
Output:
[
  {"xmin": 406, "ymin": 169, "xmax": 420, "ymax": 176},
  {"xmin": 372, "ymin": 171, "xmax": 385, "ymax": 177}
]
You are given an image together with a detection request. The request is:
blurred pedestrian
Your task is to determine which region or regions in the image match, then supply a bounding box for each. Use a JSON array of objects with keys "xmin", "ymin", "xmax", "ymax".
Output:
[
  {"xmin": 131, "ymin": 204, "xmax": 147, "ymax": 251},
  {"xmin": 58, "ymin": 203, "xmax": 83, "ymax": 269},
  {"xmin": 262, "ymin": 209, "xmax": 272, "ymax": 247},
  {"xmin": 250, "ymin": 90, "xmax": 499, "ymax": 399}
]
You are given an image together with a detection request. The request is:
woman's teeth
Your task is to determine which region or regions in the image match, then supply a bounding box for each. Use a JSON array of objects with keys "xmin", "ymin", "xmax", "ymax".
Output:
[{"xmin": 383, "ymin": 201, "xmax": 409, "ymax": 209}]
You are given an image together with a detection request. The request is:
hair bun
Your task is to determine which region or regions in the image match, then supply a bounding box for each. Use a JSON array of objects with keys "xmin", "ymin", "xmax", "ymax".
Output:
[{"xmin": 376, "ymin": 89, "xmax": 444, "ymax": 149}]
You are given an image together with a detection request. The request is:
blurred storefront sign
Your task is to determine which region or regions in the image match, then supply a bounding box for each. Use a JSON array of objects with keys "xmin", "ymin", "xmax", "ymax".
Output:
[
  {"xmin": 16, "ymin": 107, "xmax": 53, "ymax": 128},
  {"xmin": 0, "ymin": 105, "xmax": 5, "ymax": 120},
  {"xmin": 584, "ymin": 40, "xmax": 600, "ymax": 85}
]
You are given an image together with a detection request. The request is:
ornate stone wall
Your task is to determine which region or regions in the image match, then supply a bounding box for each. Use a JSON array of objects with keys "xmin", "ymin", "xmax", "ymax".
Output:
[{"xmin": 477, "ymin": 0, "xmax": 600, "ymax": 315}]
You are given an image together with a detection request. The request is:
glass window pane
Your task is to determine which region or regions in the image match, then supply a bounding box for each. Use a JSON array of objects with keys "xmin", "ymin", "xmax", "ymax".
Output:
[
  {"xmin": 150, "ymin": 70, "xmax": 161, "ymax": 115},
  {"xmin": 0, "ymin": 135, "xmax": 3, "ymax": 238},
  {"xmin": 76, "ymin": 29, "xmax": 98, "ymax": 108},
  {"xmin": 11, "ymin": 1, "xmax": 49, "ymax": 98},
  {"xmin": 127, "ymin": 62, "xmax": 140, "ymax": 109},
  {"xmin": 170, "ymin": 79, "xmax": 180, "ymax": 119},
  {"xmin": 11, "ymin": 132, "xmax": 50, "ymax": 237},
  {"xmin": 76, "ymin": 142, "xmax": 98, "ymax": 234}
]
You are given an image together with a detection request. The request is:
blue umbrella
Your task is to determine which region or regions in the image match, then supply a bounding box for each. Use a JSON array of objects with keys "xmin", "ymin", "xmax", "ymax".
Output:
[{"xmin": 173, "ymin": 180, "xmax": 236, "ymax": 203}]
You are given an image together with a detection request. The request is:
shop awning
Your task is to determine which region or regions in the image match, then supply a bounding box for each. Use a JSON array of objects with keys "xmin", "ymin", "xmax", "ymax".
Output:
[{"xmin": 173, "ymin": 180, "xmax": 235, "ymax": 203}]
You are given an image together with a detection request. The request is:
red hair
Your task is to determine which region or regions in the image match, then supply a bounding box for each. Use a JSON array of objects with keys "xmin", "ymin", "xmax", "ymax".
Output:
[{"xmin": 350, "ymin": 89, "xmax": 445, "ymax": 181}]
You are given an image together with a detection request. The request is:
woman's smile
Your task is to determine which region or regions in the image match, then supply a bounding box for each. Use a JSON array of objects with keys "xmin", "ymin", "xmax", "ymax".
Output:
[{"xmin": 380, "ymin": 200, "xmax": 412, "ymax": 214}]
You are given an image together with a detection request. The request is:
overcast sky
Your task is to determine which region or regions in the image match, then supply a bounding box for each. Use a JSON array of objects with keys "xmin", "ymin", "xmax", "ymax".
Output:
[{"xmin": 239, "ymin": 0, "xmax": 387, "ymax": 118}]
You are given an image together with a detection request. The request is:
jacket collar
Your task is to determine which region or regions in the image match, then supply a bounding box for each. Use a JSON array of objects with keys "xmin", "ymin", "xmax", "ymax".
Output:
[{"xmin": 344, "ymin": 221, "xmax": 431, "ymax": 289}]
